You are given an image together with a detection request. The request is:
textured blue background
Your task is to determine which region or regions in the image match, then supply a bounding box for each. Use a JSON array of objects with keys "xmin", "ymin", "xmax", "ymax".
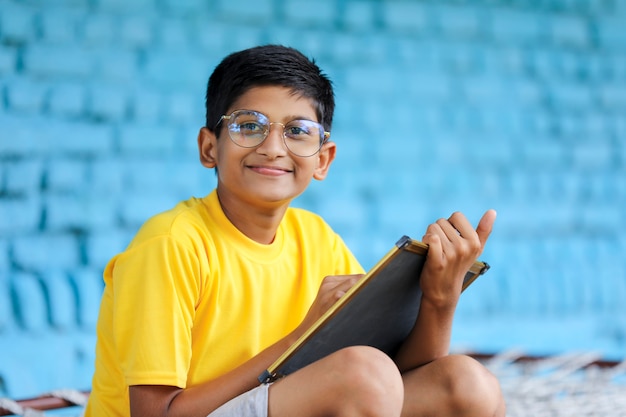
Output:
[{"xmin": 1, "ymin": 0, "xmax": 625, "ymax": 399}]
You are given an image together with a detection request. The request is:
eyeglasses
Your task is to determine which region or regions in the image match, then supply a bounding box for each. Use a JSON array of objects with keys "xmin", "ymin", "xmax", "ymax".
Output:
[{"xmin": 216, "ymin": 110, "xmax": 330, "ymax": 157}]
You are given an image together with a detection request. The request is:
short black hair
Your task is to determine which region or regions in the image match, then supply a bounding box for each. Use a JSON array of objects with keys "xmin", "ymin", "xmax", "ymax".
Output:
[{"xmin": 205, "ymin": 45, "xmax": 335, "ymax": 137}]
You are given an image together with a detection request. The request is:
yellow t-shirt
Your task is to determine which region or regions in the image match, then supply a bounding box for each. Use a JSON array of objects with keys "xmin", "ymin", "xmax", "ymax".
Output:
[{"xmin": 84, "ymin": 190, "xmax": 363, "ymax": 416}]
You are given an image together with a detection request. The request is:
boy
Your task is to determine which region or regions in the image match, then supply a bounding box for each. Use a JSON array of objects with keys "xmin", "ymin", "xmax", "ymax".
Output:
[{"xmin": 85, "ymin": 45, "xmax": 505, "ymax": 417}]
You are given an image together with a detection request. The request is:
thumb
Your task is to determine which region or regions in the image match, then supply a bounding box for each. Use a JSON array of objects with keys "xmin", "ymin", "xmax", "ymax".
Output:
[{"xmin": 476, "ymin": 209, "xmax": 497, "ymax": 248}]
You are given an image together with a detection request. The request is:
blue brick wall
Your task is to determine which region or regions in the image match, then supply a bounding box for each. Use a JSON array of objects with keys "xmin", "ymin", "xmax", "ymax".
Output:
[{"xmin": 1, "ymin": 0, "xmax": 625, "ymax": 399}]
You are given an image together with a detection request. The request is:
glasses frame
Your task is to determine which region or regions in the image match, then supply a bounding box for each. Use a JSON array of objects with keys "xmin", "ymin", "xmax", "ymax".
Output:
[{"xmin": 216, "ymin": 109, "xmax": 331, "ymax": 157}]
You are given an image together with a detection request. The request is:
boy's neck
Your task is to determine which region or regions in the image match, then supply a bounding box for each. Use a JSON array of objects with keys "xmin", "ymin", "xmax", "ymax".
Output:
[{"xmin": 216, "ymin": 190, "xmax": 288, "ymax": 245}]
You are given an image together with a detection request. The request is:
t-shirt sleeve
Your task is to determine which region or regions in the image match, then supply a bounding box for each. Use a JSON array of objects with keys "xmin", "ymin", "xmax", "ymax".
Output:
[
  {"xmin": 110, "ymin": 235, "xmax": 201, "ymax": 388},
  {"xmin": 331, "ymin": 232, "xmax": 365, "ymax": 275}
]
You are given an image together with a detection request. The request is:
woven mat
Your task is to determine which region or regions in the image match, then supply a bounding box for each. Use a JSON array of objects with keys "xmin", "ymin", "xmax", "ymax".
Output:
[
  {"xmin": 481, "ymin": 351, "xmax": 626, "ymax": 417},
  {"xmin": 2, "ymin": 351, "xmax": 625, "ymax": 416}
]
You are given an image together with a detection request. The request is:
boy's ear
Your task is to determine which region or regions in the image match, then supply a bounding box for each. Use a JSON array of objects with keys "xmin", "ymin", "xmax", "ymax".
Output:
[
  {"xmin": 198, "ymin": 127, "xmax": 218, "ymax": 168},
  {"xmin": 313, "ymin": 141, "xmax": 337, "ymax": 180}
]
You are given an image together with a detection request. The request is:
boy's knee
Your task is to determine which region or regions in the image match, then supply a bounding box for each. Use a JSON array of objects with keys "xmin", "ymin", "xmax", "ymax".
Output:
[
  {"xmin": 333, "ymin": 345, "xmax": 400, "ymax": 380},
  {"xmin": 438, "ymin": 355, "xmax": 505, "ymax": 416},
  {"xmin": 328, "ymin": 346, "xmax": 404, "ymax": 415}
]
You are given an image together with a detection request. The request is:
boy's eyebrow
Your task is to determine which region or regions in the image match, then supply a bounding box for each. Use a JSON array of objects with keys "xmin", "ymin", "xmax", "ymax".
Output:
[
  {"xmin": 288, "ymin": 114, "xmax": 319, "ymax": 122},
  {"xmin": 279, "ymin": 111, "xmax": 324, "ymax": 123}
]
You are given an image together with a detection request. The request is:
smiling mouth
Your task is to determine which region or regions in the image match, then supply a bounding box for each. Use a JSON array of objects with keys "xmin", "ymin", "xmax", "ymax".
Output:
[{"xmin": 248, "ymin": 165, "xmax": 293, "ymax": 176}]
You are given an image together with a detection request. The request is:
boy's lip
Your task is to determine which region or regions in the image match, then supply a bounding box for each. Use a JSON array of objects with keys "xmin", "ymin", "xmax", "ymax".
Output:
[{"xmin": 247, "ymin": 164, "xmax": 293, "ymax": 175}]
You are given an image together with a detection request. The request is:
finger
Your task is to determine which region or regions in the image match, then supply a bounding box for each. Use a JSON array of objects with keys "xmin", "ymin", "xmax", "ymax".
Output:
[
  {"xmin": 323, "ymin": 275, "xmax": 360, "ymax": 298},
  {"xmin": 437, "ymin": 215, "xmax": 467, "ymax": 242},
  {"xmin": 334, "ymin": 274, "xmax": 362, "ymax": 289},
  {"xmin": 333, "ymin": 281, "xmax": 360, "ymax": 301},
  {"xmin": 422, "ymin": 232, "xmax": 443, "ymax": 265},
  {"xmin": 447, "ymin": 211, "xmax": 474, "ymax": 239},
  {"xmin": 335, "ymin": 275, "xmax": 360, "ymax": 290},
  {"xmin": 321, "ymin": 274, "xmax": 361, "ymax": 287},
  {"xmin": 476, "ymin": 209, "xmax": 497, "ymax": 247}
]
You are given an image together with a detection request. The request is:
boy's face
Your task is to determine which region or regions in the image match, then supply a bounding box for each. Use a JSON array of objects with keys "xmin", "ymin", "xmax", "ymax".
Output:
[{"xmin": 198, "ymin": 85, "xmax": 336, "ymax": 211}]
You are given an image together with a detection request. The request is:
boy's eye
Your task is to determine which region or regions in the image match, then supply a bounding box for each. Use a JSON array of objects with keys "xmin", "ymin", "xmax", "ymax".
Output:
[
  {"xmin": 286, "ymin": 126, "xmax": 308, "ymax": 136},
  {"xmin": 285, "ymin": 122, "xmax": 315, "ymax": 139},
  {"xmin": 236, "ymin": 121, "xmax": 265, "ymax": 134}
]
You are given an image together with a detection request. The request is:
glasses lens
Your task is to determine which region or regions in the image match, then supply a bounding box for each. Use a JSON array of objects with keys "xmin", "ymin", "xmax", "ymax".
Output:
[
  {"xmin": 226, "ymin": 110, "xmax": 325, "ymax": 157},
  {"xmin": 283, "ymin": 120, "xmax": 323, "ymax": 157},
  {"xmin": 228, "ymin": 111, "xmax": 268, "ymax": 147}
]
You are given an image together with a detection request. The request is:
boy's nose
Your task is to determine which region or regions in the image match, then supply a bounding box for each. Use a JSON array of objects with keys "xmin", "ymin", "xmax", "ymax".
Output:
[{"xmin": 257, "ymin": 123, "xmax": 288, "ymax": 157}]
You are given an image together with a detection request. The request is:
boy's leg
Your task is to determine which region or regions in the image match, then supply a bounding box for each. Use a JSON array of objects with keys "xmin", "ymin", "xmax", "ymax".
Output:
[
  {"xmin": 400, "ymin": 354, "xmax": 506, "ymax": 417},
  {"xmin": 268, "ymin": 345, "xmax": 404, "ymax": 417}
]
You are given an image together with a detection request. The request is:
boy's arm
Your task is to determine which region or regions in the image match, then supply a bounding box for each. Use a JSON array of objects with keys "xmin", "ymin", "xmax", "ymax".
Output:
[
  {"xmin": 128, "ymin": 274, "xmax": 362, "ymax": 417},
  {"xmin": 129, "ymin": 334, "xmax": 294, "ymax": 417},
  {"xmin": 394, "ymin": 210, "xmax": 496, "ymax": 372}
]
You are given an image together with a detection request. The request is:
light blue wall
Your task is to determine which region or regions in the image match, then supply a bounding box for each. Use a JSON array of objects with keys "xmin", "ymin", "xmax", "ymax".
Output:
[{"xmin": 1, "ymin": 0, "xmax": 625, "ymax": 399}]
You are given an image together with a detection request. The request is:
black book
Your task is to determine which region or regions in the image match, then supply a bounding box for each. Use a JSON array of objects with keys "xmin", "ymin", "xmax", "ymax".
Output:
[{"xmin": 259, "ymin": 235, "xmax": 490, "ymax": 384}]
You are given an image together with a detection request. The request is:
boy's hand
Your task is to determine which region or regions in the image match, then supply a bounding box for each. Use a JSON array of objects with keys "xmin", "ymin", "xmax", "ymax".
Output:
[
  {"xmin": 296, "ymin": 274, "xmax": 362, "ymax": 337},
  {"xmin": 420, "ymin": 210, "xmax": 496, "ymax": 310}
]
